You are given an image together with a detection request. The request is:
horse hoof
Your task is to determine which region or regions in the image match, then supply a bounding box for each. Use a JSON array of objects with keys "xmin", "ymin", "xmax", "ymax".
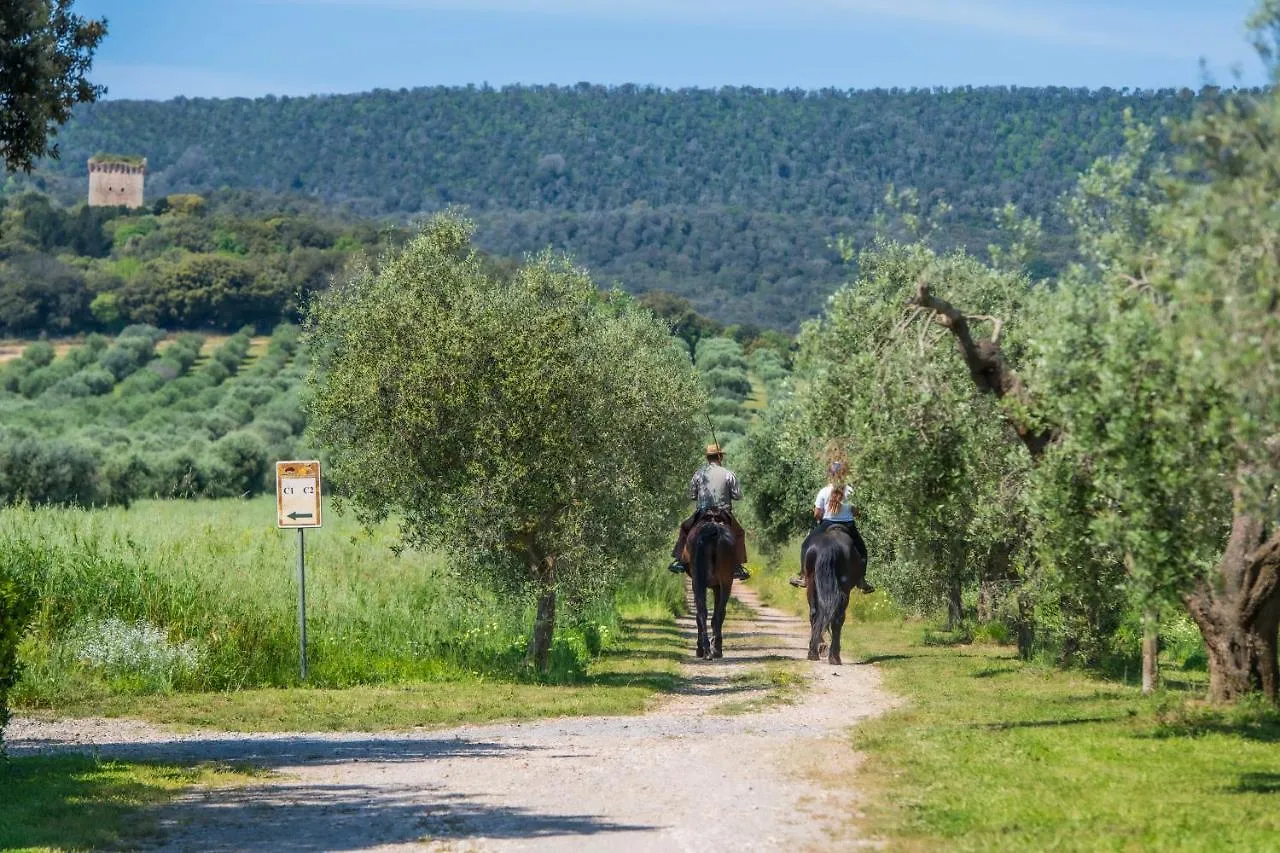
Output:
[
  {"xmin": 711, "ymin": 649, "xmax": 723, "ymax": 659},
  {"xmin": 807, "ymin": 651, "xmax": 821, "ymax": 661},
  {"xmin": 828, "ymin": 655, "xmax": 842, "ymax": 666},
  {"xmin": 818, "ymin": 643, "xmax": 829, "ymax": 657}
]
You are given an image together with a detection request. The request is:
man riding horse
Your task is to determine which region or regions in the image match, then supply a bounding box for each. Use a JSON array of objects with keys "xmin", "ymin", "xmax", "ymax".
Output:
[{"xmin": 669, "ymin": 443, "xmax": 750, "ymax": 581}]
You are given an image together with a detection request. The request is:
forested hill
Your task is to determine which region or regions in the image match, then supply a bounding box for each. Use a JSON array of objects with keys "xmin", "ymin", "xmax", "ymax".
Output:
[{"xmin": 43, "ymin": 86, "xmax": 1207, "ymax": 327}]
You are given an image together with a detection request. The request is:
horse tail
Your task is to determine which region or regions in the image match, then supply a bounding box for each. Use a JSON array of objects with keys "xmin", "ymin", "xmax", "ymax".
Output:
[
  {"xmin": 813, "ymin": 540, "xmax": 845, "ymax": 633},
  {"xmin": 691, "ymin": 517, "xmax": 732, "ymax": 584}
]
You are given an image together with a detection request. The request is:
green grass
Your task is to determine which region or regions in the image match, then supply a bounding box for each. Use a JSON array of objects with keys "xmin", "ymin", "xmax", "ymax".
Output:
[
  {"xmin": 0, "ymin": 755, "xmax": 263, "ymax": 852},
  {"xmin": 748, "ymin": 540, "xmax": 1279, "ymax": 850},
  {"xmin": 712, "ymin": 663, "xmax": 809, "ymax": 715},
  {"xmin": 743, "ymin": 371, "xmax": 769, "ymax": 413},
  {"xmin": 6, "ymin": 498, "xmax": 687, "ymax": 709},
  {"xmin": 831, "ymin": 620, "xmax": 1280, "ymax": 851},
  {"xmin": 17, "ymin": 599, "xmax": 688, "ymax": 732}
]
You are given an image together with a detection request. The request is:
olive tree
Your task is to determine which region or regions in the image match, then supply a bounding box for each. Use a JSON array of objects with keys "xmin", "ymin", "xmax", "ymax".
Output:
[
  {"xmin": 908, "ymin": 89, "xmax": 1280, "ymax": 700},
  {"xmin": 799, "ymin": 240, "xmax": 1035, "ymax": 634},
  {"xmin": 306, "ymin": 215, "xmax": 703, "ymax": 669}
]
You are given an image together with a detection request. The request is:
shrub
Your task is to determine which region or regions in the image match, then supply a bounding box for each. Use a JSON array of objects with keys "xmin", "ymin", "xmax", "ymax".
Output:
[
  {"xmin": 701, "ymin": 367, "xmax": 752, "ymax": 400},
  {"xmin": 98, "ymin": 334, "xmax": 157, "ymax": 381},
  {"xmin": 204, "ymin": 430, "xmax": 267, "ymax": 497},
  {"xmin": 211, "ymin": 333, "xmax": 251, "ymax": 374},
  {"xmin": 0, "ymin": 438, "xmax": 103, "ymax": 506},
  {"xmin": 79, "ymin": 366, "xmax": 116, "ymax": 396},
  {"xmin": 696, "ymin": 347, "xmax": 749, "ymax": 374},
  {"xmin": 0, "ymin": 546, "xmax": 40, "ymax": 748},
  {"xmin": 69, "ymin": 617, "xmax": 203, "ymax": 692},
  {"xmin": 708, "ymin": 396, "xmax": 746, "ymax": 416},
  {"xmin": 19, "ymin": 358, "xmax": 79, "ymax": 397},
  {"xmin": 151, "ymin": 451, "xmax": 206, "ymax": 499},
  {"xmin": 43, "ymin": 375, "xmax": 92, "ymax": 400},
  {"xmin": 22, "ymin": 342, "xmax": 56, "ymax": 368},
  {"xmin": 711, "ymin": 414, "xmax": 750, "ymax": 437}
]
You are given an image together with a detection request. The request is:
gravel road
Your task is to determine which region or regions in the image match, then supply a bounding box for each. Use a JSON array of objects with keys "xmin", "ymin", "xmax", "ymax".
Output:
[{"xmin": 9, "ymin": 584, "xmax": 897, "ymax": 852}]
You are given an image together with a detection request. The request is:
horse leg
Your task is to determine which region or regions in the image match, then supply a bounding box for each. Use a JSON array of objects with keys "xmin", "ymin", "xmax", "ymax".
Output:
[
  {"xmin": 828, "ymin": 593, "xmax": 847, "ymax": 666},
  {"xmin": 711, "ymin": 581, "xmax": 729, "ymax": 659},
  {"xmin": 694, "ymin": 575, "xmax": 711, "ymax": 660},
  {"xmin": 806, "ymin": 578, "xmax": 822, "ymax": 661}
]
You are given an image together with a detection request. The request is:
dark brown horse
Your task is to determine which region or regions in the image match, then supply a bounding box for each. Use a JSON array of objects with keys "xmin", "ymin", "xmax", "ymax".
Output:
[
  {"xmin": 683, "ymin": 509, "xmax": 737, "ymax": 660},
  {"xmin": 802, "ymin": 523, "xmax": 867, "ymax": 665}
]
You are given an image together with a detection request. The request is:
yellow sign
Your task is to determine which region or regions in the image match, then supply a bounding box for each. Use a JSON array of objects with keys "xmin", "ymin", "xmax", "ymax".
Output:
[{"xmin": 276, "ymin": 460, "xmax": 322, "ymax": 528}]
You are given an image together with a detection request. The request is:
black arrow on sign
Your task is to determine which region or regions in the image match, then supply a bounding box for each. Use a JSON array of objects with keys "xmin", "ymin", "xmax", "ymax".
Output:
[{"xmin": 287, "ymin": 512, "xmax": 313, "ymax": 520}]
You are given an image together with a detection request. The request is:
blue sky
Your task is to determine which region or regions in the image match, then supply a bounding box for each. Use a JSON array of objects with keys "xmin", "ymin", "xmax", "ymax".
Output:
[{"xmin": 78, "ymin": 0, "xmax": 1267, "ymax": 100}]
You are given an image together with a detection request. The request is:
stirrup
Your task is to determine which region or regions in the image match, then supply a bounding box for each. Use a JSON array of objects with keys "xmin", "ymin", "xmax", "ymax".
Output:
[
  {"xmin": 733, "ymin": 565, "xmax": 750, "ymax": 580},
  {"xmin": 668, "ymin": 560, "xmax": 687, "ymax": 574}
]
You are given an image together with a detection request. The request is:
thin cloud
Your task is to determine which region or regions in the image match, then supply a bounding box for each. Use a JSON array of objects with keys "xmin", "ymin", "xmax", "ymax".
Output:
[
  {"xmin": 270, "ymin": 0, "xmax": 1250, "ymax": 61},
  {"xmin": 95, "ymin": 61, "xmax": 338, "ymax": 100}
]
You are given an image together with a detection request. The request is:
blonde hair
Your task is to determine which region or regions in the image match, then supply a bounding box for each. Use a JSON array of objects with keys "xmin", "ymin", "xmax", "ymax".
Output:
[{"xmin": 826, "ymin": 461, "xmax": 847, "ymax": 516}]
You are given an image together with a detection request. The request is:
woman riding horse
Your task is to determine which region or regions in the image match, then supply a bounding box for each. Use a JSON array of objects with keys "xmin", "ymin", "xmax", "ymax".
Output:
[
  {"xmin": 791, "ymin": 461, "xmax": 874, "ymax": 592},
  {"xmin": 797, "ymin": 461, "xmax": 873, "ymax": 664}
]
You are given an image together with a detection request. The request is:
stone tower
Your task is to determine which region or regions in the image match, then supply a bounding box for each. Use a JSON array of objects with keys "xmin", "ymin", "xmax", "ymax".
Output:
[{"xmin": 88, "ymin": 155, "xmax": 146, "ymax": 208}]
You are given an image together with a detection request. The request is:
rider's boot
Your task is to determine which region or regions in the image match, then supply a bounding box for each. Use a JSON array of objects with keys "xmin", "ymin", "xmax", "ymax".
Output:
[
  {"xmin": 733, "ymin": 564, "xmax": 750, "ymax": 581},
  {"xmin": 856, "ymin": 580, "xmax": 876, "ymax": 593},
  {"xmin": 788, "ymin": 574, "xmax": 806, "ymax": 588},
  {"xmin": 668, "ymin": 560, "xmax": 687, "ymax": 574}
]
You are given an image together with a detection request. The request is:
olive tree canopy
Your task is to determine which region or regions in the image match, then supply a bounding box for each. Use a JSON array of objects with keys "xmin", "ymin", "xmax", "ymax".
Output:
[
  {"xmin": 0, "ymin": 0, "xmax": 106, "ymax": 172},
  {"xmin": 306, "ymin": 215, "xmax": 703, "ymax": 669}
]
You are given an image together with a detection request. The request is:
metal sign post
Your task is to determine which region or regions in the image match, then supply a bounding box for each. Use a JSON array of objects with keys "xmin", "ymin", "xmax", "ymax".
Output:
[{"xmin": 276, "ymin": 460, "xmax": 322, "ymax": 681}]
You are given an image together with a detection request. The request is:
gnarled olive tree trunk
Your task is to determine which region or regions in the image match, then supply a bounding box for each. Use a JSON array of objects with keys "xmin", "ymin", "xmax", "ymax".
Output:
[
  {"xmin": 1184, "ymin": 503, "xmax": 1280, "ymax": 703},
  {"xmin": 524, "ymin": 548, "xmax": 558, "ymax": 672}
]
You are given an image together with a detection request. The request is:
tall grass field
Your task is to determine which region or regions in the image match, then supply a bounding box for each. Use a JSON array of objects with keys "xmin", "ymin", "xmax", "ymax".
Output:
[{"xmin": 4, "ymin": 497, "xmax": 680, "ymax": 709}]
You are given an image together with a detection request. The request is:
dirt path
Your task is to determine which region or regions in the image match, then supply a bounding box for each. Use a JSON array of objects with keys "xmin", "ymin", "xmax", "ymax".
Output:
[{"xmin": 10, "ymin": 584, "xmax": 897, "ymax": 852}]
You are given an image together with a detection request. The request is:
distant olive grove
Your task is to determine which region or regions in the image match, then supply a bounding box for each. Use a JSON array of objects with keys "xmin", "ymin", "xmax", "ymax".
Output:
[{"xmin": 0, "ymin": 324, "xmax": 309, "ymax": 507}]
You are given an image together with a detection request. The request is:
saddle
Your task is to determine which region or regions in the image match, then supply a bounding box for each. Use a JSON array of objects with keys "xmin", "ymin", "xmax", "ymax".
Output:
[{"xmin": 697, "ymin": 506, "xmax": 735, "ymax": 527}]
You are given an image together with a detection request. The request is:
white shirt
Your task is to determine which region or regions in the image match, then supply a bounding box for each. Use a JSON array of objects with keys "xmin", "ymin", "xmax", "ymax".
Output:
[{"xmin": 815, "ymin": 484, "xmax": 855, "ymax": 522}]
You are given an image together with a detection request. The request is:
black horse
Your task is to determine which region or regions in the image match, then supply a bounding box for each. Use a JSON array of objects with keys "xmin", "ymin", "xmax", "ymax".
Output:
[
  {"xmin": 802, "ymin": 523, "xmax": 868, "ymax": 665},
  {"xmin": 684, "ymin": 509, "xmax": 737, "ymax": 660}
]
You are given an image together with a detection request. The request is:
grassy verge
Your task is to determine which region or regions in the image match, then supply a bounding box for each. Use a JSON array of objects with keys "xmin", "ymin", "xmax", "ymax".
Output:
[
  {"xmin": 832, "ymin": 620, "xmax": 1280, "ymax": 851},
  {"xmin": 712, "ymin": 663, "xmax": 808, "ymax": 715},
  {"xmin": 7, "ymin": 499, "xmax": 686, "ymax": 703},
  {"xmin": 747, "ymin": 540, "xmax": 1279, "ymax": 849},
  {"xmin": 0, "ymin": 756, "xmax": 262, "ymax": 852},
  {"xmin": 19, "ymin": 599, "xmax": 688, "ymax": 732}
]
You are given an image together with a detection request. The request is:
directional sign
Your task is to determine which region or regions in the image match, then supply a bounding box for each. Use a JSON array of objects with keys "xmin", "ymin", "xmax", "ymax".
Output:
[{"xmin": 276, "ymin": 460, "xmax": 322, "ymax": 529}]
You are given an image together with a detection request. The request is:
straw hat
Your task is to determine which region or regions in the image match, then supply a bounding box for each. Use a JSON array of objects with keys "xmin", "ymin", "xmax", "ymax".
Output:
[{"xmin": 705, "ymin": 443, "xmax": 724, "ymax": 457}]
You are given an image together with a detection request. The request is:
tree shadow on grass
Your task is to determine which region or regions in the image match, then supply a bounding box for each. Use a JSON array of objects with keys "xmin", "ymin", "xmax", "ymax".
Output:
[
  {"xmin": 976, "ymin": 715, "xmax": 1124, "ymax": 731},
  {"xmin": 623, "ymin": 619, "xmax": 684, "ymax": 636},
  {"xmin": 0, "ymin": 754, "xmax": 183, "ymax": 852},
  {"xmin": 587, "ymin": 670, "xmax": 687, "ymax": 691},
  {"xmin": 1229, "ymin": 772, "xmax": 1280, "ymax": 794},
  {"xmin": 1147, "ymin": 708, "xmax": 1280, "ymax": 743},
  {"xmin": 154, "ymin": 781, "xmax": 655, "ymax": 851},
  {"xmin": 10, "ymin": 734, "xmax": 537, "ymax": 767},
  {"xmin": 855, "ymin": 653, "xmax": 914, "ymax": 665}
]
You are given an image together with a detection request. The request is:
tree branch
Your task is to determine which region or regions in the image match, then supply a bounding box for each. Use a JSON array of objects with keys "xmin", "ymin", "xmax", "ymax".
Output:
[{"xmin": 909, "ymin": 279, "xmax": 1056, "ymax": 460}]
